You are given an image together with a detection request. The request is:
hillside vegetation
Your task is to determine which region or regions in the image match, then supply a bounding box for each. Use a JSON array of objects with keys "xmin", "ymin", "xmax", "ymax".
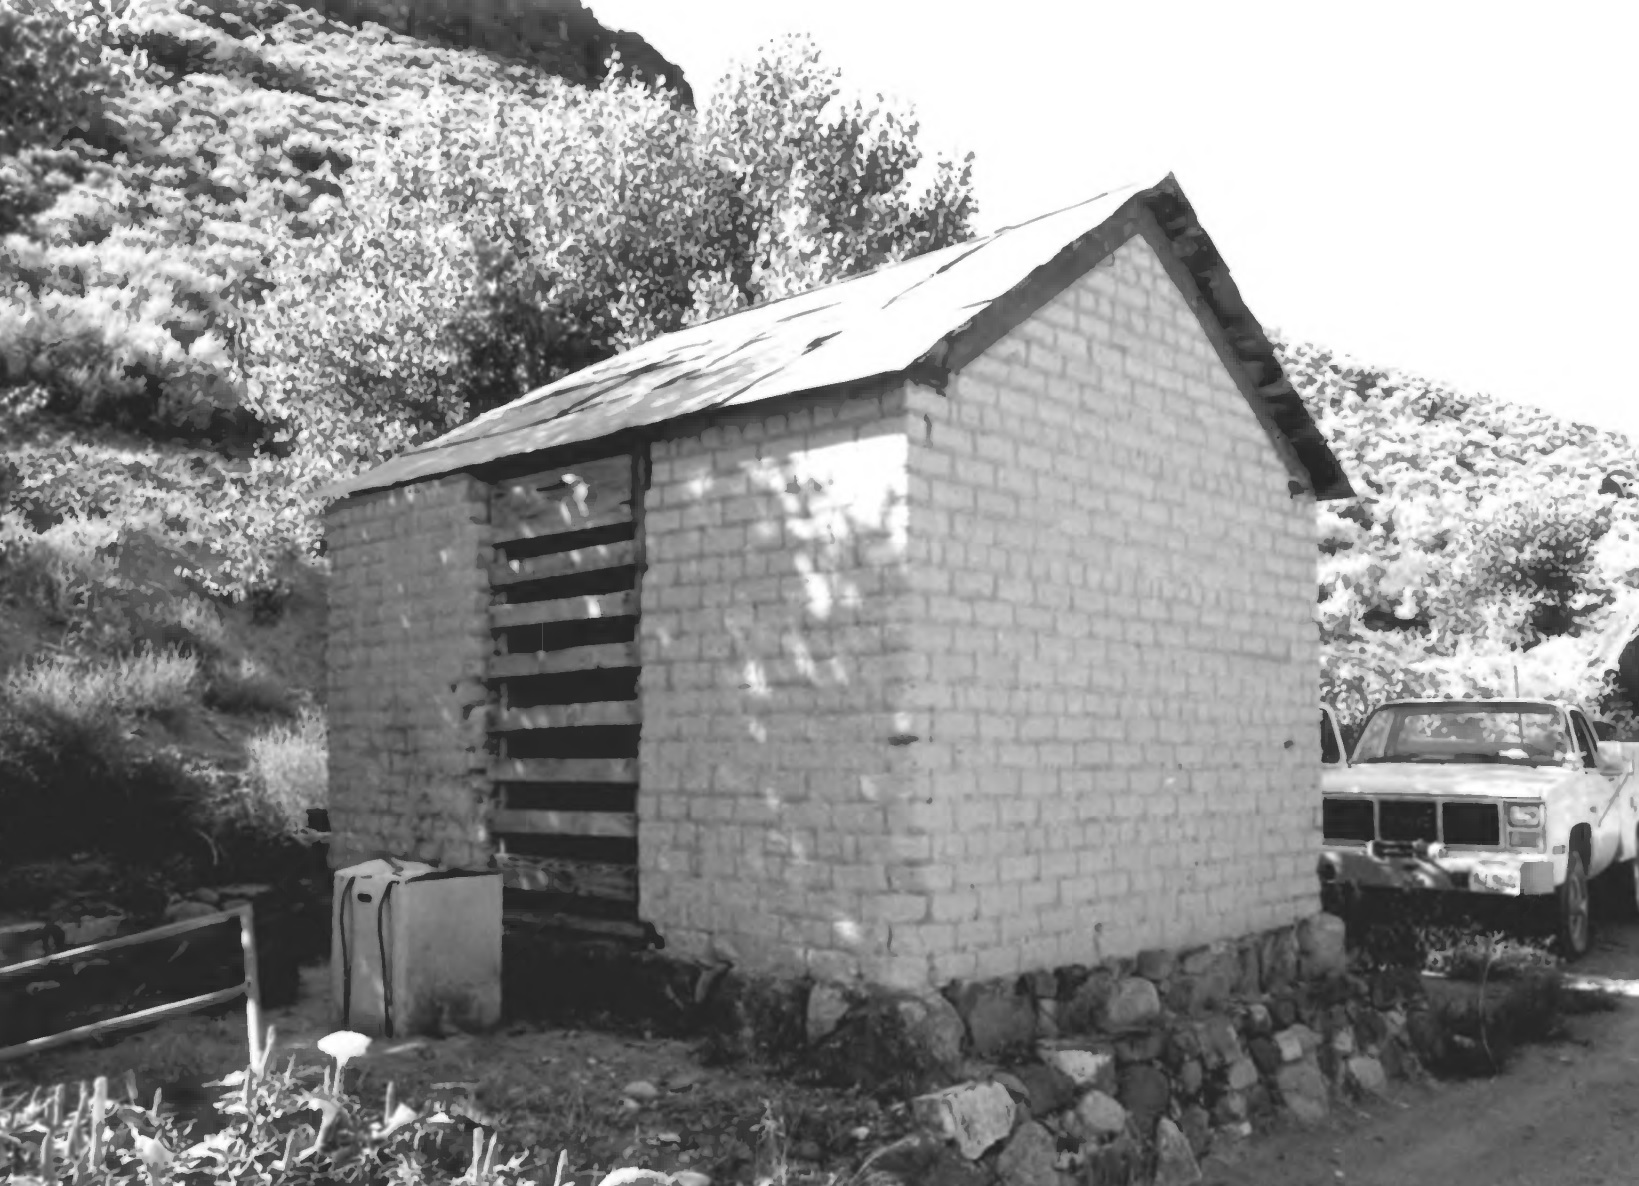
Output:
[
  {"xmin": 1287, "ymin": 340, "xmax": 1639, "ymax": 734},
  {"xmin": 0, "ymin": 0, "xmax": 976, "ymax": 920}
]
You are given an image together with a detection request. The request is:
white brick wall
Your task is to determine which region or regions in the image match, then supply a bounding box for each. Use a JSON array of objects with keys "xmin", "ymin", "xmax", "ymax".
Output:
[
  {"xmin": 891, "ymin": 234, "xmax": 1320, "ymax": 983},
  {"xmin": 639, "ymin": 235, "xmax": 1318, "ymax": 990},
  {"xmin": 326, "ymin": 475, "xmax": 493, "ymax": 871},
  {"xmin": 637, "ymin": 389, "xmax": 932, "ymax": 988}
]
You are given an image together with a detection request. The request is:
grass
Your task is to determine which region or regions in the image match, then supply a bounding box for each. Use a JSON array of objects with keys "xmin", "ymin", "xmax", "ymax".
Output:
[
  {"xmin": 2, "ymin": 644, "xmax": 199, "ymax": 726},
  {"xmin": 244, "ymin": 707, "xmax": 327, "ymax": 832}
]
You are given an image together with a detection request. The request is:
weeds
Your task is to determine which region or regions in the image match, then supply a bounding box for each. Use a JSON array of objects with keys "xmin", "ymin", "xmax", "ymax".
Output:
[
  {"xmin": 2, "ymin": 645, "xmax": 199, "ymax": 726},
  {"xmin": 243, "ymin": 708, "xmax": 327, "ymax": 832}
]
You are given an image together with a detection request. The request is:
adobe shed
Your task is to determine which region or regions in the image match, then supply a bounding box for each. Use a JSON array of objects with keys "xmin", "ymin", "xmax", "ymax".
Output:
[{"xmin": 323, "ymin": 174, "xmax": 1352, "ymax": 991}]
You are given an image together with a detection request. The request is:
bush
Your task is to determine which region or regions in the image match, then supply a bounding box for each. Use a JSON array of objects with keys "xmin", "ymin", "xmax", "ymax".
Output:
[{"xmin": 243, "ymin": 707, "xmax": 326, "ymax": 832}]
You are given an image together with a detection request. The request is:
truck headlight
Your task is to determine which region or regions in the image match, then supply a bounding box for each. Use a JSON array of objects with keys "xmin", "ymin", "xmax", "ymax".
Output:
[{"xmin": 1507, "ymin": 803, "xmax": 1543, "ymax": 827}]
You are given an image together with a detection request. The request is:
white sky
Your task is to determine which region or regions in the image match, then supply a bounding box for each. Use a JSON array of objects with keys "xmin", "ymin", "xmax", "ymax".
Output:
[{"xmin": 594, "ymin": 0, "xmax": 1638, "ymax": 441}]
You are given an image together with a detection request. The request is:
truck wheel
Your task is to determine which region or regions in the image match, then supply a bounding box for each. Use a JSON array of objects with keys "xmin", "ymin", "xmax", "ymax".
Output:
[{"xmin": 1558, "ymin": 850, "xmax": 1592, "ymax": 960}]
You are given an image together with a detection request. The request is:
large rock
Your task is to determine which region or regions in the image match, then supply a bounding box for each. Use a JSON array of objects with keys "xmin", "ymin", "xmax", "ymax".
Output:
[
  {"xmin": 1260, "ymin": 928, "xmax": 1299, "ymax": 992},
  {"xmin": 1346, "ymin": 1055, "xmax": 1388, "ymax": 1098},
  {"xmin": 1136, "ymin": 948, "xmax": 1176, "ymax": 982},
  {"xmin": 1060, "ymin": 967, "xmax": 1114, "ymax": 1033},
  {"xmin": 1113, "ymin": 1026, "xmax": 1167, "ymax": 1064},
  {"xmin": 1041, "ymin": 1043, "xmax": 1116, "ymax": 1092},
  {"xmin": 1153, "ymin": 1117, "xmax": 1203, "ymax": 1186},
  {"xmin": 897, "ymin": 993, "xmax": 968, "ymax": 1071},
  {"xmin": 912, "ymin": 1081, "xmax": 1016, "ymax": 1160},
  {"xmin": 1275, "ymin": 1059, "xmax": 1330, "ymax": 1124},
  {"xmin": 950, "ymin": 981, "xmax": 1037, "ymax": 1057},
  {"xmin": 1248, "ymin": 1036, "xmax": 1283, "ymax": 1076},
  {"xmin": 1226, "ymin": 1056, "xmax": 1260, "ymax": 1091},
  {"xmin": 806, "ymin": 982, "xmax": 851, "ymax": 1045},
  {"xmin": 1179, "ymin": 1103, "xmax": 1212, "ymax": 1157},
  {"xmin": 1297, "ymin": 913, "xmax": 1348, "ymax": 979},
  {"xmin": 1105, "ymin": 977, "xmax": 1161, "ymax": 1028},
  {"xmin": 1196, "ymin": 1016, "xmax": 1243, "ymax": 1069},
  {"xmin": 1176, "ymin": 1058, "xmax": 1204, "ymax": 1098},
  {"xmin": 995, "ymin": 1120, "xmax": 1058, "ymax": 1186},
  {"xmin": 1068, "ymin": 1090, "xmax": 1129, "ymax": 1140},
  {"xmin": 1084, "ymin": 1135, "xmax": 1141, "ymax": 1186},
  {"xmin": 1117, "ymin": 1064, "xmax": 1171, "ymax": 1132},
  {"xmin": 1274, "ymin": 1024, "xmax": 1319, "ymax": 1062},
  {"xmin": 1014, "ymin": 1063, "xmax": 1076, "ymax": 1117}
]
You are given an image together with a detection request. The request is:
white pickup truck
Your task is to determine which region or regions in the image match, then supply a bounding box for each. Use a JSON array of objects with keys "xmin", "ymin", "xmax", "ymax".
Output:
[{"xmin": 1318, "ymin": 699, "xmax": 1639, "ymax": 959}]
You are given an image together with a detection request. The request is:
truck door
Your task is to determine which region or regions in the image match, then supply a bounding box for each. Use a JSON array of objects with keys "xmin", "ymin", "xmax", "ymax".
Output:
[{"xmin": 1571, "ymin": 708, "xmax": 1623, "ymax": 872}]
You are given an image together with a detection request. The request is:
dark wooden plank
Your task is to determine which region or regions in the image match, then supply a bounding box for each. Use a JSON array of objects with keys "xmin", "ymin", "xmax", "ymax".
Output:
[
  {"xmin": 489, "ymin": 540, "xmax": 636, "ymax": 587},
  {"xmin": 501, "ymin": 905, "xmax": 648, "ymax": 942},
  {"xmin": 489, "ymin": 701, "xmax": 642, "ymax": 731},
  {"xmin": 487, "ymin": 642, "xmax": 639, "ymax": 679},
  {"xmin": 490, "ymin": 809, "xmax": 637, "ymax": 839},
  {"xmin": 490, "ymin": 591, "xmax": 637, "ymax": 630},
  {"xmin": 490, "ymin": 503, "xmax": 633, "ymax": 546},
  {"xmin": 489, "ymin": 757, "xmax": 637, "ymax": 784},
  {"xmin": 494, "ymin": 854, "xmax": 637, "ymax": 901}
]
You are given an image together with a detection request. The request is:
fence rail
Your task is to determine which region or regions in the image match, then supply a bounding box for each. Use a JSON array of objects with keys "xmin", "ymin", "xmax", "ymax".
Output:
[{"xmin": 0, "ymin": 904, "xmax": 263, "ymax": 1067}]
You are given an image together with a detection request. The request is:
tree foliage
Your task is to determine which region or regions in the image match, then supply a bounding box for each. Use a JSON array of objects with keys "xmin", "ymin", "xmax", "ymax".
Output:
[{"xmin": 0, "ymin": 0, "xmax": 976, "ymax": 596}]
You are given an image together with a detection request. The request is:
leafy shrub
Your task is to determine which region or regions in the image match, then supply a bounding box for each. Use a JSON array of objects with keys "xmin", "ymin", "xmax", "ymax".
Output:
[
  {"xmin": 243, "ymin": 707, "xmax": 326, "ymax": 832},
  {"xmin": 0, "ymin": 1032, "xmax": 618, "ymax": 1184},
  {"xmin": 0, "ymin": 697, "xmax": 208, "ymax": 865}
]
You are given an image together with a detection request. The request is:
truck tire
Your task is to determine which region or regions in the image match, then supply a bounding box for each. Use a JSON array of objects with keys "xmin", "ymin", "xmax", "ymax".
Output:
[{"xmin": 1558, "ymin": 849, "xmax": 1592, "ymax": 960}]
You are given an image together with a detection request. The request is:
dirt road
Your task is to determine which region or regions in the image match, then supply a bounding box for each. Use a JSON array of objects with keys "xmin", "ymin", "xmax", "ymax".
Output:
[{"xmin": 1206, "ymin": 920, "xmax": 1639, "ymax": 1186}]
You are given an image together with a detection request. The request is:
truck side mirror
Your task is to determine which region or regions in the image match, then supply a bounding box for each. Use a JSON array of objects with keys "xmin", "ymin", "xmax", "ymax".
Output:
[{"xmin": 1597, "ymin": 740, "xmax": 1629, "ymax": 773}]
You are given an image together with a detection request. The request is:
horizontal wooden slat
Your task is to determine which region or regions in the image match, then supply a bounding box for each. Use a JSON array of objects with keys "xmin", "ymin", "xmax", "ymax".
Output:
[
  {"xmin": 489, "ymin": 540, "xmax": 637, "ymax": 586},
  {"xmin": 490, "ymin": 701, "xmax": 642, "ymax": 731},
  {"xmin": 490, "ymin": 809, "xmax": 637, "ymax": 839},
  {"xmin": 489, "ymin": 757, "xmax": 637, "ymax": 784},
  {"xmin": 492, "ymin": 456, "xmax": 632, "ymax": 514},
  {"xmin": 487, "ymin": 642, "xmax": 639, "ymax": 679},
  {"xmin": 490, "ymin": 590, "xmax": 636, "ymax": 630},
  {"xmin": 490, "ymin": 503, "xmax": 632, "ymax": 546},
  {"xmin": 494, "ymin": 854, "xmax": 637, "ymax": 902}
]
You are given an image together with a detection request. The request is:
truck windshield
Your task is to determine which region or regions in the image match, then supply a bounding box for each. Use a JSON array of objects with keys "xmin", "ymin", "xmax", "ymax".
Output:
[{"xmin": 1352, "ymin": 704, "xmax": 1570, "ymax": 766}]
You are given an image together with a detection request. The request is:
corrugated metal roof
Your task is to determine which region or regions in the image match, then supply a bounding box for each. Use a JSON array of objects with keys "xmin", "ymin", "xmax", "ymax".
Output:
[{"xmin": 328, "ymin": 174, "xmax": 1352, "ymax": 500}]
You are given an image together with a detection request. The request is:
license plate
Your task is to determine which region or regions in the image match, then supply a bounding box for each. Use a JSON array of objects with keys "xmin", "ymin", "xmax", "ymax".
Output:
[{"xmin": 1470, "ymin": 865, "xmax": 1522, "ymax": 895}]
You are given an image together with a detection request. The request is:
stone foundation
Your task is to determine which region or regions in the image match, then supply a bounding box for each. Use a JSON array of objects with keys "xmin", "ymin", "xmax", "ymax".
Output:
[{"xmin": 504, "ymin": 911, "xmax": 1471, "ymax": 1182}]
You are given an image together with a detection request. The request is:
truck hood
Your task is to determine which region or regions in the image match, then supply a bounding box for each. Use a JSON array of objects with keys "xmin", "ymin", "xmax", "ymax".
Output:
[{"xmin": 1322, "ymin": 762, "xmax": 1576, "ymax": 800}]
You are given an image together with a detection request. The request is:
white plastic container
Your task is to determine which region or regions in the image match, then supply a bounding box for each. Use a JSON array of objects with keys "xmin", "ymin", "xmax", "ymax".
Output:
[{"xmin": 330, "ymin": 858, "xmax": 502, "ymax": 1038}]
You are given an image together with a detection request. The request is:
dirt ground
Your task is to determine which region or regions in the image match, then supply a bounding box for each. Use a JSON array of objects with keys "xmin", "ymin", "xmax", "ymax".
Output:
[
  {"xmin": 2, "ymin": 964, "xmax": 909, "ymax": 1185},
  {"xmin": 1202, "ymin": 919, "xmax": 1639, "ymax": 1186}
]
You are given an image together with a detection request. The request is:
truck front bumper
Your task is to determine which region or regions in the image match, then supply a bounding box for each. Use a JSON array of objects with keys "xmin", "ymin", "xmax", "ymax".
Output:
[{"xmin": 1318, "ymin": 844, "xmax": 1557, "ymax": 897}]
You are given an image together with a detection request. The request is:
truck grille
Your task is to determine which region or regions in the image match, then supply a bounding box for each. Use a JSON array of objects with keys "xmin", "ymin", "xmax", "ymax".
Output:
[
  {"xmin": 1379, "ymin": 800, "xmax": 1438, "ymax": 842},
  {"xmin": 1322, "ymin": 796, "xmax": 1502, "ymax": 848}
]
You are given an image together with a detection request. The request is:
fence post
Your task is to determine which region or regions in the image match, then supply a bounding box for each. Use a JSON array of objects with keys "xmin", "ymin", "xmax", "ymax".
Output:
[{"xmin": 239, "ymin": 904, "xmax": 264, "ymax": 1071}]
